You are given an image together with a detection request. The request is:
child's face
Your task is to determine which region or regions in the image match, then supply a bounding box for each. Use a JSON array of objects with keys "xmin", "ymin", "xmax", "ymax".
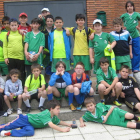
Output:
[
  {"xmin": 56, "ymin": 64, "xmax": 65, "ymax": 73},
  {"xmin": 119, "ymin": 68, "xmax": 129, "ymax": 79},
  {"xmin": 51, "ymin": 105, "xmax": 60, "ymax": 116},
  {"xmin": 75, "ymin": 64, "xmax": 85, "ymax": 75},
  {"xmin": 2, "ymin": 21, "xmax": 10, "ymax": 28},
  {"xmin": 100, "ymin": 62, "xmax": 109, "ymax": 72},
  {"xmin": 76, "ymin": 18, "xmax": 85, "ymax": 27},
  {"xmin": 94, "ymin": 23, "xmax": 102, "ymax": 33},
  {"xmin": 10, "ymin": 22, "xmax": 18, "ymax": 31},
  {"xmin": 11, "ymin": 74, "xmax": 19, "ymax": 83},
  {"xmin": 86, "ymin": 102, "xmax": 96, "ymax": 113},
  {"xmin": 55, "ymin": 19, "xmax": 63, "ymax": 30},
  {"xmin": 114, "ymin": 24, "xmax": 122, "ymax": 32},
  {"xmin": 32, "ymin": 68, "xmax": 41, "ymax": 77},
  {"xmin": 127, "ymin": 3, "xmax": 134, "ymax": 13},
  {"xmin": 32, "ymin": 23, "xmax": 40, "ymax": 30},
  {"xmin": 46, "ymin": 18, "xmax": 54, "ymax": 28},
  {"xmin": 42, "ymin": 11, "xmax": 50, "ymax": 17},
  {"xmin": 19, "ymin": 16, "xmax": 28, "ymax": 24}
]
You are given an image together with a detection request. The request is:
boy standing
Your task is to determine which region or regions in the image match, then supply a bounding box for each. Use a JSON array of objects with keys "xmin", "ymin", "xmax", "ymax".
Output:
[
  {"xmin": 80, "ymin": 97, "xmax": 140, "ymax": 129},
  {"xmin": 0, "ymin": 99, "xmax": 72, "ymax": 137},
  {"xmin": 22, "ymin": 64, "xmax": 47, "ymax": 113},
  {"xmin": 89, "ymin": 19, "xmax": 116, "ymax": 74},
  {"xmin": 71, "ymin": 62, "xmax": 94, "ymax": 110},
  {"xmin": 96, "ymin": 57, "xmax": 122, "ymax": 106},
  {"xmin": 48, "ymin": 16, "xmax": 71, "ymax": 72},
  {"xmin": 110, "ymin": 17, "xmax": 132, "ymax": 76},
  {"xmin": 24, "ymin": 18, "xmax": 45, "ymax": 76},
  {"xmin": 2, "ymin": 16, "xmax": 10, "ymax": 32},
  {"xmin": 119, "ymin": 65, "xmax": 140, "ymax": 112}
]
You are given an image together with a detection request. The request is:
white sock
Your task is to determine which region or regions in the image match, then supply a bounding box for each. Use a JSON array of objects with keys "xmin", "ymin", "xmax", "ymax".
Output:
[
  {"xmin": 39, "ymin": 97, "xmax": 46, "ymax": 107},
  {"xmin": 24, "ymin": 99, "xmax": 31, "ymax": 107}
]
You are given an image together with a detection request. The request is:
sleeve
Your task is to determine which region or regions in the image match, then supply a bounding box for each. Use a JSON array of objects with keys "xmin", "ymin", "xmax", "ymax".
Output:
[
  {"xmin": 107, "ymin": 33, "xmax": 115, "ymax": 43},
  {"xmin": 82, "ymin": 112, "xmax": 91, "ymax": 122},
  {"xmin": 62, "ymin": 72, "xmax": 72, "ymax": 85},
  {"xmin": 49, "ymin": 73, "xmax": 58, "ymax": 86},
  {"xmin": 89, "ymin": 40, "xmax": 94, "ymax": 48},
  {"xmin": 15, "ymin": 80, "xmax": 23, "ymax": 96},
  {"xmin": 3, "ymin": 34, "xmax": 8, "ymax": 59},
  {"xmin": 88, "ymin": 28, "xmax": 94, "ymax": 36},
  {"xmin": 48, "ymin": 33, "xmax": 51, "ymax": 51},
  {"xmin": 39, "ymin": 33, "xmax": 45, "ymax": 47},
  {"xmin": 25, "ymin": 75, "xmax": 31, "ymax": 88},
  {"xmin": 132, "ymin": 77, "xmax": 139, "ymax": 88},
  {"xmin": 0, "ymin": 77, "xmax": 5, "ymax": 90},
  {"xmin": 24, "ymin": 32, "xmax": 30, "ymax": 43},
  {"xmin": 41, "ymin": 75, "xmax": 46, "ymax": 86},
  {"xmin": 97, "ymin": 74, "xmax": 104, "ymax": 84},
  {"xmin": 4, "ymin": 81, "xmax": 10, "ymax": 96},
  {"xmin": 111, "ymin": 68, "xmax": 118, "ymax": 79},
  {"xmin": 41, "ymin": 110, "xmax": 52, "ymax": 125},
  {"xmin": 66, "ymin": 27, "xmax": 74, "ymax": 36}
]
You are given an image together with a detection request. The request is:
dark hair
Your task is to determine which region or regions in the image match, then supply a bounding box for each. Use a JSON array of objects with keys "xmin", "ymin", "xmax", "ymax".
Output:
[
  {"xmin": 9, "ymin": 18, "xmax": 18, "ymax": 24},
  {"xmin": 6, "ymin": 69, "xmax": 21, "ymax": 81},
  {"xmin": 113, "ymin": 17, "xmax": 123, "ymax": 25},
  {"xmin": 31, "ymin": 63, "xmax": 42, "ymax": 71},
  {"xmin": 75, "ymin": 14, "xmax": 85, "ymax": 21},
  {"xmin": 75, "ymin": 62, "xmax": 85, "ymax": 69},
  {"xmin": 55, "ymin": 61, "xmax": 66, "ymax": 70},
  {"xmin": 45, "ymin": 15, "xmax": 54, "ymax": 21},
  {"xmin": 125, "ymin": 1, "xmax": 135, "ymax": 12},
  {"xmin": 2, "ymin": 16, "xmax": 10, "ymax": 24},
  {"xmin": 84, "ymin": 97, "xmax": 96, "ymax": 106},
  {"xmin": 120, "ymin": 65, "xmax": 130, "ymax": 71},
  {"xmin": 54, "ymin": 16, "xmax": 63, "ymax": 22},
  {"xmin": 46, "ymin": 99, "xmax": 61, "ymax": 111},
  {"xmin": 31, "ymin": 18, "xmax": 41, "ymax": 24},
  {"xmin": 99, "ymin": 57, "xmax": 109, "ymax": 65}
]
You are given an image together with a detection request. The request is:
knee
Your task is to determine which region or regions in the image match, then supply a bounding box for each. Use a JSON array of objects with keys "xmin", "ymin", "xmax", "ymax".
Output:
[
  {"xmin": 4, "ymin": 95, "xmax": 8, "ymax": 100},
  {"xmin": 18, "ymin": 95, "xmax": 22, "ymax": 100},
  {"xmin": 74, "ymin": 87, "xmax": 80, "ymax": 95},
  {"xmin": 115, "ymin": 82, "xmax": 122, "ymax": 89},
  {"xmin": 67, "ymin": 85, "xmax": 74, "ymax": 92},
  {"xmin": 22, "ymin": 93, "xmax": 27, "ymax": 99},
  {"xmin": 89, "ymin": 87, "xmax": 94, "ymax": 95},
  {"xmin": 98, "ymin": 84, "xmax": 106, "ymax": 92},
  {"xmin": 47, "ymin": 86, "xmax": 53, "ymax": 93}
]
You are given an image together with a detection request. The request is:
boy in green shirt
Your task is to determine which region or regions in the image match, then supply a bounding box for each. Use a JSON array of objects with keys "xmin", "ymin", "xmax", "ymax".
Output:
[
  {"xmin": 22, "ymin": 64, "xmax": 47, "ymax": 113},
  {"xmin": 96, "ymin": 57, "xmax": 122, "ymax": 106},
  {"xmin": 80, "ymin": 97, "xmax": 140, "ymax": 129},
  {"xmin": 24, "ymin": 18, "xmax": 45, "ymax": 77},
  {"xmin": 89, "ymin": 19, "xmax": 116, "ymax": 74},
  {"xmin": 0, "ymin": 99, "xmax": 72, "ymax": 137}
]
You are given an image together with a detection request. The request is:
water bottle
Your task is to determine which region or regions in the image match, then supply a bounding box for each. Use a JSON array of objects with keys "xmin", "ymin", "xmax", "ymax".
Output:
[
  {"xmin": 72, "ymin": 118, "xmax": 77, "ymax": 129},
  {"xmin": 26, "ymin": 89, "xmax": 38, "ymax": 96}
]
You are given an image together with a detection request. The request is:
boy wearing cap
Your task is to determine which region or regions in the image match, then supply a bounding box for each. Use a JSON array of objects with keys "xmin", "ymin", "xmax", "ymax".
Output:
[
  {"xmin": 18, "ymin": 12, "xmax": 32, "ymax": 35},
  {"xmin": 89, "ymin": 19, "xmax": 116, "ymax": 74}
]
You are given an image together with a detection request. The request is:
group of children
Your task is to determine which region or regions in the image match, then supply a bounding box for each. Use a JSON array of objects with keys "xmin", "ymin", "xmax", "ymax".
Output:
[{"xmin": 1, "ymin": 0, "xmax": 140, "ymax": 137}]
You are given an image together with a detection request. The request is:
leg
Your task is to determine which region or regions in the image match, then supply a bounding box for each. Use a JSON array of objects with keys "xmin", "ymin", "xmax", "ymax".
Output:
[
  {"xmin": 4, "ymin": 95, "xmax": 12, "ymax": 109},
  {"xmin": 89, "ymin": 87, "xmax": 94, "ymax": 96},
  {"xmin": 22, "ymin": 93, "xmax": 31, "ymax": 107},
  {"xmin": 135, "ymin": 103, "xmax": 140, "ymax": 112},
  {"xmin": 115, "ymin": 82, "xmax": 122, "ymax": 100},
  {"xmin": 127, "ymin": 121, "xmax": 136, "ymax": 129},
  {"xmin": 65, "ymin": 85, "xmax": 74, "ymax": 105},
  {"xmin": 8, "ymin": 58, "xmax": 16, "ymax": 71},
  {"xmin": 98, "ymin": 84, "xmax": 106, "ymax": 100},
  {"xmin": 17, "ymin": 95, "xmax": 22, "ymax": 108},
  {"xmin": 74, "ymin": 87, "xmax": 81, "ymax": 104},
  {"xmin": 38, "ymin": 89, "xmax": 47, "ymax": 109}
]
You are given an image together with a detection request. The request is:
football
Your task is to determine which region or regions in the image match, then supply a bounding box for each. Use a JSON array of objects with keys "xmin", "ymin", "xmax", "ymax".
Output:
[{"xmin": 29, "ymin": 51, "xmax": 36, "ymax": 62}]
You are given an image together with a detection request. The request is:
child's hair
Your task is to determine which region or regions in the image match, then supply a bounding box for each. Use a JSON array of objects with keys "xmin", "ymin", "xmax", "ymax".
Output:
[
  {"xmin": 125, "ymin": 1, "xmax": 135, "ymax": 11},
  {"xmin": 31, "ymin": 18, "xmax": 41, "ymax": 24},
  {"xmin": 31, "ymin": 63, "xmax": 42, "ymax": 71},
  {"xmin": 120, "ymin": 65, "xmax": 130, "ymax": 71},
  {"xmin": 2, "ymin": 16, "xmax": 10, "ymax": 24},
  {"xmin": 75, "ymin": 62, "xmax": 85, "ymax": 69},
  {"xmin": 75, "ymin": 14, "xmax": 85, "ymax": 21},
  {"xmin": 9, "ymin": 18, "xmax": 18, "ymax": 24},
  {"xmin": 45, "ymin": 15, "xmax": 54, "ymax": 21},
  {"xmin": 99, "ymin": 57, "xmax": 109, "ymax": 65},
  {"xmin": 6, "ymin": 69, "xmax": 21, "ymax": 81},
  {"xmin": 55, "ymin": 61, "xmax": 66, "ymax": 70},
  {"xmin": 112, "ymin": 17, "xmax": 123, "ymax": 25},
  {"xmin": 84, "ymin": 97, "xmax": 96, "ymax": 106},
  {"xmin": 54, "ymin": 16, "xmax": 63, "ymax": 22},
  {"xmin": 46, "ymin": 99, "xmax": 61, "ymax": 111}
]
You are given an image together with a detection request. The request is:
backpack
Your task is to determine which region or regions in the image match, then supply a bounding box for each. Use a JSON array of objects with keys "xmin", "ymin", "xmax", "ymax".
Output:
[
  {"xmin": 72, "ymin": 27, "xmax": 90, "ymax": 44},
  {"xmin": 29, "ymin": 74, "xmax": 42, "ymax": 88}
]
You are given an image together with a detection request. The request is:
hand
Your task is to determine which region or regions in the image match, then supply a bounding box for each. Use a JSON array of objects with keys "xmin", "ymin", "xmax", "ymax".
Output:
[
  {"xmin": 130, "ymin": 53, "xmax": 133, "ymax": 59},
  {"xmin": 25, "ymin": 52, "xmax": 30, "ymax": 60},
  {"xmin": 67, "ymin": 124, "xmax": 73, "ymax": 127},
  {"xmin": 103, "ymin": 116, "xmax": 108, "ymax": 123},
  {"xmin": 38, "ymin": 14, "xmax": 43, "ymax": 19},
  {"xmin": 32, "ymin": 53, "xmax": 39, "ymax": 61},
  {"xmin": 62, "ymin": 127, "xmax": 70, "ymax": 132},
  {"xmin": 10, "ymin": 93, "xmax": 15, "ymax": 98},
  {"xmin": 80, "ymin": 122, "xmax": 86, "ymax": 127},
  {"xmin": 104, "ymin": 88, "xmax": 111, "ymax": 95},
  {"xmin": 123, "ymin": 27, "xmax": 126, "ymax": 30},
  {"xmin": 89, "ymin": 33, "xmax": 94, "ymax": 40},
  {"xmin": 19, "ymin": 30, "xmax": 24, "ymax": 35},
  {"xmin": 5, "ymin": 58, "xmax": 9, "ymax": 65},
  {"xmin": 120, "ymin": 92, "xmax": 125, "ymax": 98},
  {"xmin": 61, "ymin": 70, "xmax": 64, "ymax": 75},
  {"xmin": 90, "ymin": 58, "xmax": 94, "ymax": 64},
  {"xmin": 56, "ymin": 70, "xmax": 61, "ymax": 75}
]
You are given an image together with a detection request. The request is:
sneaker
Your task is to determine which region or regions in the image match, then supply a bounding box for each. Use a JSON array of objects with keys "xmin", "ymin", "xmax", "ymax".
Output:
[
  {"xmin": 101, "ymin": 100, "xmax": 105, "ymax": 105},
  {"xmin": 1, "ymin": 130, "xmax": 11, "ymax": 137},
  {"xmin": 38, "ymin": 106, "xmax": 45, "ymax": 112},
  {"xmin": 17, "ymin": 108, "xmax": 22, "ymax": 115},
  {"xmin": 136, "ymin": 116, "xmax": 140, "ymax": 122},
  {"xmin": 76, "ymin": 105, "xmax": 82, "ymax": 111},
  {"xmin": 7, "ymin": 108, "xmax": 13, "ymax": 115},
  {"xmin": 25, "ymin": 107, "xmax": 31, "ymax": 114},
  {"xmin": 113, "ymin": 100, "xmax": 122, "ymax": 107},
  {"xmin": 70, "ymin": 104, "xmax": 76, "ymax": 111}
]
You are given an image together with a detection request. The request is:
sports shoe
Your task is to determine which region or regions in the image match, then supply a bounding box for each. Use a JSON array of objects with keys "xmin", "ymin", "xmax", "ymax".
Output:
[
  {"xmin": 136, "ymin": 116, "xmax": 140, "ymax": 122},
  {"xmin": 38, "ymin": 106, "xmax": 45, "ymax": 112},
  {"xmin": 17, "ymin": 108, "xmax": 22, "ymax": 115},
  {"xmin": 7, "ymin": 108, "xmax": 13, "ymax": 115},
  {"xmin": 1, "ymin": 130, "xmax": 11, "ymax": 137},
  {"xmin": 25, "ymin": 107, "xmax": 31, "ymax": 114},
  {"xmin": 113, "ymin": 100, "xmax": 122, "ymax": 107},
  {"xmin": 101, "ymin": 100, "xmax": 105, "ymax": 105},
  {"xmin": 76, "ymin": 105, "xmax": 82, "ymax": 111},
  {"xmin": 70, "ymin": 104, "xmax": 76, "ymax": 111}
]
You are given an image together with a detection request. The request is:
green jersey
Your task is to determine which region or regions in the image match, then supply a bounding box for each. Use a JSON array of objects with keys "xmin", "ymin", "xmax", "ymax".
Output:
[
  {"xmin": 96, "ymin": 67, "xmax": 117, "ymax": 86},
  {"xmin": 121, "ymin": 12, "xmax": 140, "ymax": 38},
  {"xmin": 82, "ymin": 103, "xmax": 128, "ymax": 127},
  {"xmin": 27, "ymin": 109, "xmax": 60, "ymax": 128},
  {"xmin": 24, "ymin": 31, "xmax": 45, "ymax": 65}
]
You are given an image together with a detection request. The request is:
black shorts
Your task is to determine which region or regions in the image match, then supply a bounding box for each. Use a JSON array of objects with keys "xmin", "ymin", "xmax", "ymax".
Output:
[
  {"xmin": 104, "ymin": 90, "xmax": 116, "ymax": 103},
  {"xmin": 13, "ymin": 96, "xmax": 18, "ymax": 102},
  {"xmin": 29, "ymin": 92, "xmax": 40, "ymax": 102}
]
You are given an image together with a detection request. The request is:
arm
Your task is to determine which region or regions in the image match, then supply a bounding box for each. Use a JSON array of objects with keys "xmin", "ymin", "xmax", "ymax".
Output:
[
  {"xmin": 24, "ymin": 86, "xmax": 28, "ymax": 93},
  {"xmin": 59, "ymin": 121, "xmax": 72, "ymax": 127},
  {"xmin": 134, "ymin": 88, "xmax": 140, "ymax": 100},
  {"xmin": 129, "ymin": 45, "xmax": 133, "ymax": 59},
  {"xmin": 49, "ymin": 73, "xmax": 58, "ymax": 86},
  {"xmin": 73, "ymin": 83, "xmax": 82, "ymax": 88},
  {"xmin": 62, "ymin": 72, "xmax": 72, "ymax": 85},
  {"xmin": 48, "ymin": 122, "xmax": 70, "ymax": 132},
  {"xmin": 110, "ymin": 41, "xmax": 116, "ymax": 51},
  {"xmin": 79, "ymin": 117, "xmax": 86, "ymax": 127},
  {"xmin": 65, "ymin": 28, "xmax": 71, "ymax": 36},
  {"xmin": 4, "ymin": 82, "xmax": 10, "ymax": 96},
  {"xmin": 32, "ymin": 46, "xmax": 43, "ymax": 61},
  {"xmin": 24, "ymin": 42, "xmax": 30, "ymax": 60},
  {"xmin": 89, "ymin": 48, "xmax": 94, "ymax": 64},
  {"xmin": 39, "ymin": 84, "xmax": 45, "ymax": 91},
  {"xmin": 15, "ymin": 80, "xmax": 23, "ymax": 96},
  {"xmin": 101, "ymin": 81, "xmax": 111, "ymax": 88}
]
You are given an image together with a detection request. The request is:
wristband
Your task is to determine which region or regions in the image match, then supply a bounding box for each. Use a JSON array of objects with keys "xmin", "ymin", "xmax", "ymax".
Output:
[{"xmin": 37, "ymin": 53, "xmax": 40, "ymax": 55}]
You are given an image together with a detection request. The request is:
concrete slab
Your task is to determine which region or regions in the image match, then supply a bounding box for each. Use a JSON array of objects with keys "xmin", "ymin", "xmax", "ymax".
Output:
[{"xmin": 55, "ymin": 135, "xmax": 84, "ymax": 140}]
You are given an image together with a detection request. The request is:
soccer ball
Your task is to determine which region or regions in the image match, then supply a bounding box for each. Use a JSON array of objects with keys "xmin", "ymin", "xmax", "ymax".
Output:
[{"xmin": 29, "ymin": 51, "xmax": 36, "ymax": 62}]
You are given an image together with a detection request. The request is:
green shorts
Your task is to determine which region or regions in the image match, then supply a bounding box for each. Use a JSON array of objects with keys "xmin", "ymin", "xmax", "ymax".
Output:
[
  {"xmin": 51, "ymin": 58, "xmax": 70, "ymax": 72},
  {"xmin": 73, "ymin": 55, "xmax": 92, "ymax": 71},
  {"xmin": 115, "ymin": 55, "xmax": 132, "ymax": 70},
  {"xmin": 54, "ymin": 88, "xmax": 68, "ymax": 100},
  {"xmin": 0, "ymin": 61, "xmax": 8, "ymax": 76}
]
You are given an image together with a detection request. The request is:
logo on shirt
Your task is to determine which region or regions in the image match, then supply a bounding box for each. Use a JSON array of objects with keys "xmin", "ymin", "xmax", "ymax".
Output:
[
  {"xmin": 104, "ymin": 40, "xmax": 107, "ymax": 44},
  {"xmin": 133, "ymin": 20, "xmax": 136, "ymax": 24}
]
